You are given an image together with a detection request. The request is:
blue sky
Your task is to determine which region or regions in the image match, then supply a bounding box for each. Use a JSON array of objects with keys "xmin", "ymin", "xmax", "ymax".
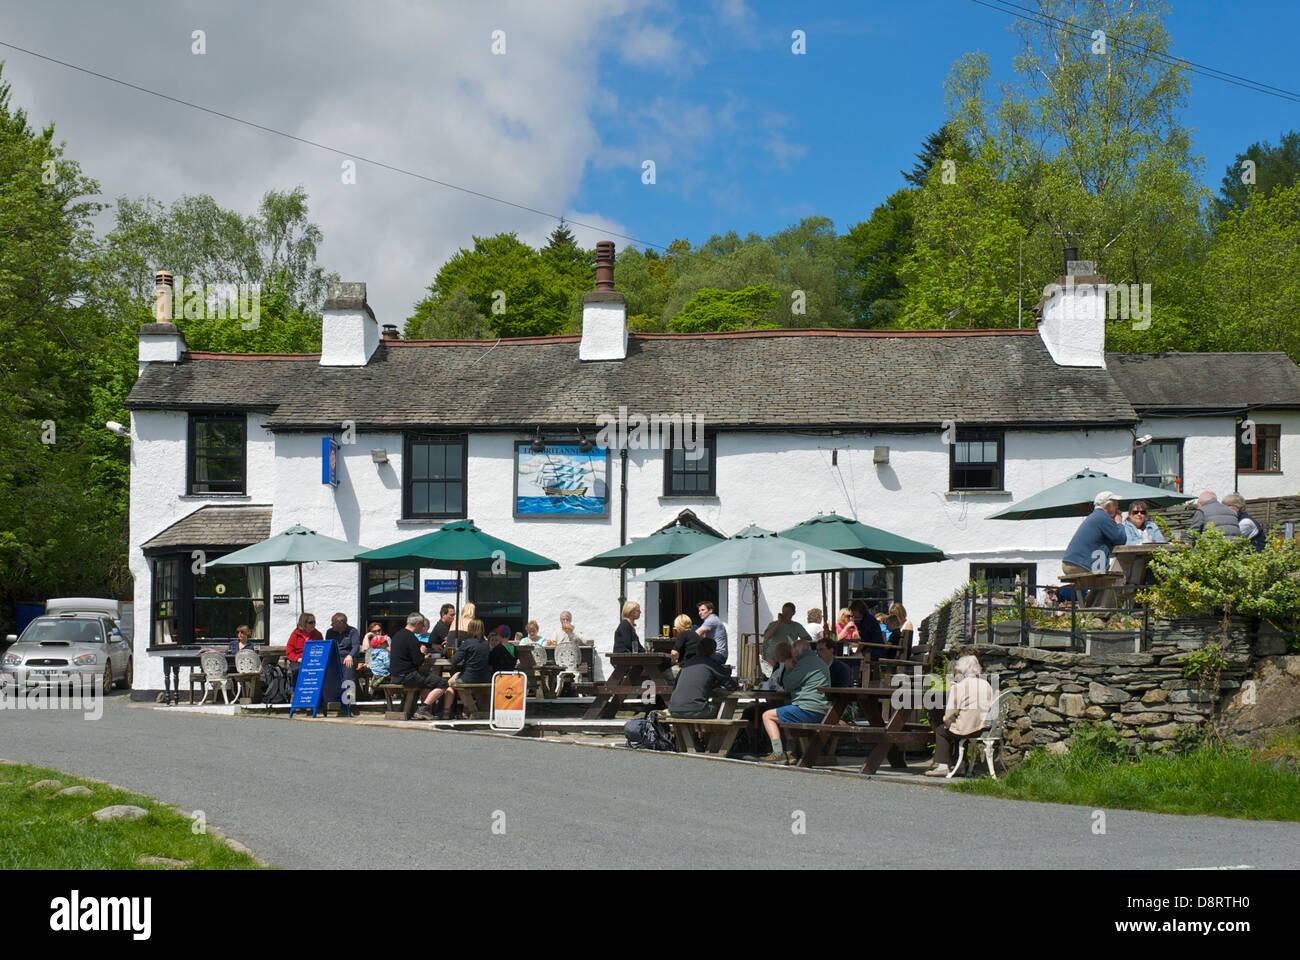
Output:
[
  {"xmin": 581, "ymin": 0, "xmax": 1300, "ymax": 251},
  {"xmin": 0, "ymin": 0, "xmax": 1295, "ymax": 317}
]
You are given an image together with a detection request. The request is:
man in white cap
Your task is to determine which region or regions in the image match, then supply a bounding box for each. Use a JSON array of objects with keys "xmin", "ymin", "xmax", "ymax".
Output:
[{"xmin": 1061, "ymin": 490, "xmax": 1127, "ymax": 576}]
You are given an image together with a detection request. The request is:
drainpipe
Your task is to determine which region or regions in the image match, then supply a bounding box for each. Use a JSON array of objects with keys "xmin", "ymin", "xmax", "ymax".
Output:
[{"xmin": 618, "ymin": 445, "xmax": 629, "ymax": 610}]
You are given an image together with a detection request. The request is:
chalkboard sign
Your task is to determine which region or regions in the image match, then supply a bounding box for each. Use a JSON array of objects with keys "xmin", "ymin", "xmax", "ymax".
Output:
[{"xmin": 289, "ymin": 638, "xmax": 353, "ymax": 718}]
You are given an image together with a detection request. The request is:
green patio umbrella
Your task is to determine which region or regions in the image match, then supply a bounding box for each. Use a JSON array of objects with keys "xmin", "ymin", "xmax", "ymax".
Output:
[
  {"xmin": 987, "ymin": 468, "xmax": 1194, "ymax": 520},
  {"xmin": 577, "ymin": 521, "xmax": 723, "ymax": 619},
  {"xmin": 630, "ymin": 524, "xmax": 880, "ymax": 678},
  {"xmin": 779, "ymin": 512, "xmax": 951, "ymax": 625},
  {"xmin": 357, "ymin": 519, "xmax": 560, "ymax": 625},
  {"xmin": 205, "ymin": 523, "xmax": 373, "ymax": 611}
]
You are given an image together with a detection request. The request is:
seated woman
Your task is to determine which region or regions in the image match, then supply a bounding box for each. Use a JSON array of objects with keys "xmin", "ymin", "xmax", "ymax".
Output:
[
  {"xmin": 613, "ymin": 601, "xmax": 643, "ymax": 653},
  {"xmin": 444, "ymin": 619, "xmax": 492, "ymax": 717},
  {"xmin": 926, "ymin": 653, "xmax": 995, "ymax": 777},
  {"xmin": 227, "ymin": 624, "xmax": 256, "ymax": 656},
  {"xmin": 285, "ymin": 613, "xmax": 321, "ymax": 684},
  {"xmin": 667, "ymin": 613, "xmax": 698, "ymax": 678},
  {"xmin": 834, "ymin": 607, "xmax": 860, "ymax": 654}
]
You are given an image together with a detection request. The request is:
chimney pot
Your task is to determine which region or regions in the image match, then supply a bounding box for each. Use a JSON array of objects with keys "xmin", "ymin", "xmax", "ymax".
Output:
[
  {"xmin": 154, "ymin": 270, "xmax": 174, "ymax": 323},
  {"xmin": 381, "ymin": 324, "xmax": 400, "ymax": 340},
  {"xmin": 594, "ymin": 240, "xmax": 615, "ymax": 292}
]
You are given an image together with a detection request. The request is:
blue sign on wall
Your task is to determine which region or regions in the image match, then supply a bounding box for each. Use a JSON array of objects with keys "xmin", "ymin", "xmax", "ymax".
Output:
[
  {"xmin": 424, "ymin": 579, "xmax": 460, "ymax": 593},
  {"xmin": 321, "ymin": 436, "xmax": 339, "ymax": 487}
]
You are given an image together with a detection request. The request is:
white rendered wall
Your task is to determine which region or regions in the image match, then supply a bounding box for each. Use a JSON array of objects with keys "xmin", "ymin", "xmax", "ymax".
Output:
[
  {"xmin": 1136, "ymin": 409, "xmax": 1300, "ymax": 500},
  {"xmin": 131, "ymin": 422, "xmax": 1135, "ymax": 686},
  {"xmin": 579, "ymin": 301, "xmax": 628, "ymax": 361},
  {"xmin": 128, "ymin": 410, "xmax": 277, "ymax": 691},
  {"xmin": 320, "ymin": 308, "xmax": 379, "ymax": 366}
]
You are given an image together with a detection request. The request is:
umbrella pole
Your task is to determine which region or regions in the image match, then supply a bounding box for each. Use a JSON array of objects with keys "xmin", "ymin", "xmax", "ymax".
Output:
[
  {"xmin": 676, "ymin": 580, "xmax": 682, "ymax": 622},
  {"xmin": 298, "ymin": 563, "xmax": 304, "ymax": 614},
  {"xmin": 752, "ymin": 575, "xmax": 760, "ymax": 681},
  {"xmin": 455, "ymin": 560, "xmax": 462, "ymax": 632},
  {"xmin": 820, "ymin": 573, "xmax": 828, "ymax": 640}
]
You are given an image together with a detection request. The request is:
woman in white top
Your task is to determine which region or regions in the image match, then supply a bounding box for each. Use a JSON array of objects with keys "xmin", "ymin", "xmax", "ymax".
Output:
[{"xmin": 926, "ymin": 654, "xmax": 994, "ymax": 777}]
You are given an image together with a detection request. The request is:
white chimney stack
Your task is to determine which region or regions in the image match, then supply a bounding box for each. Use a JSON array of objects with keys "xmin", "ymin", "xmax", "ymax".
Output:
[
  {"xmin": 1037, "ymin": 261, "xmax": 1107, "ymax": 368},
  {"xmin": 580, "ymin": 241, "xmax": 627, "ymax": 361},
  {"xmin": 138, "ymin": 269, "xmax": 186, "ymax": 373},
  {"xmin": 321, "ymin": 281, "xmax": 380, "ymax": 366}
]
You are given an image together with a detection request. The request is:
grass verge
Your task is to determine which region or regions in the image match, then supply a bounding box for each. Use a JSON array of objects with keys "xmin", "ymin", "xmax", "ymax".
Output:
[
  {"xmin": 949, "ymin": 724, "xmax": 1300, "ymax": 821},
  {"xmin": 0, "ymin": 761, "xmax": 267, "ymax": 868}
]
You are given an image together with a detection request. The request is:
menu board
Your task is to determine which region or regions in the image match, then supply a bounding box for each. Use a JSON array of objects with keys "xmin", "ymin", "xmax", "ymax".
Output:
[
  {"xmin": 289, "ymin": 638, "xmax": 352, "ymax": 718},
  {"xmin": 489, "ymin": 671, "xmax": 527, "ymax": 731}
]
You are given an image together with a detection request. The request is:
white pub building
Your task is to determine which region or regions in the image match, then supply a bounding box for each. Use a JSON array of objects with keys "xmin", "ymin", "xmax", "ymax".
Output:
[{"xmin": 124, "ymin": 245, "xmax": 1300, "ymax": 694}]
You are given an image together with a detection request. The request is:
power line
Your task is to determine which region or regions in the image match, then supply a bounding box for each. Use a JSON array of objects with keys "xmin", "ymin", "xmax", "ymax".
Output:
[
  {"xmin": 0, "ymin": 37, "xmax": 668, "ymax": 250},
  {"xmin": 970, "ymin": 0, "xmax": 1300, "ymax": 104}
]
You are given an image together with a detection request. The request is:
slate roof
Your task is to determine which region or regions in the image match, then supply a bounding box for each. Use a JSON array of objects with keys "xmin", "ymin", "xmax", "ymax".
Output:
[
  {"xmin": 141, "ymin": 505, "xmax": 273, "ymax": 551},
  {"xmin": 127, "ymin": 329, "xmax": 1138, "ymax": 430},
  {"xmin": 1105, "ymin": 352, "xmax": 1300, "ymax": 412}
]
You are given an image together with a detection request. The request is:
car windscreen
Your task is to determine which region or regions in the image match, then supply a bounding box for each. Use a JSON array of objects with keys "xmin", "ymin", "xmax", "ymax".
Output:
[{"xmin": 20, "ymin": 619, "xmax": 105, "ymax": 644}]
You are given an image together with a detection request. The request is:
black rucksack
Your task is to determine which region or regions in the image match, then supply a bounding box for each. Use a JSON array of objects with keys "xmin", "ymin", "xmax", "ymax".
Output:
[
  {"xmin": 260, "ymin": 663, "xmax": 291, "ymax": 704},
  {"xmin": 623, "ymin": 710, "xmax": 677, "ymax": 751}
]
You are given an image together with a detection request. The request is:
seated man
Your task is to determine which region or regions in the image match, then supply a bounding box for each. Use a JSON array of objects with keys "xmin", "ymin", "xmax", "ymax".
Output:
[
  {"xmin": 762, "ymin": 602, "xmax": 811, "ymax": 660},
  {"xmin": 389, "ymin": 612, "xmax": 448, "ymax": 721},
  {"xmin": 815, "ymin": 637, "xmax": 851, "ymax": 688},
  {"xmin": 666, "ymin": 637, "xmax": 737, "ymax": 719},
  {"xmin": 1062, "ymin": 490, "xmax": 1127, "ymax": 577},
  {"xmin": 926, "ymin": 654, "xmax": 995, "ymax": 777},
  {"xmin": 550, "ymin": 609, "xmax": 586, "ymax": 646},
  {"xmin": 445, "ymin": 619, "xmax": 492, "ymax": 718},
  {"xmin": 759, "ymin": 637, "xmax": 831, "ymax": 764},
  {"xmin": 325, "ymin": 612, "xmax": 362, "ymax": 688}
]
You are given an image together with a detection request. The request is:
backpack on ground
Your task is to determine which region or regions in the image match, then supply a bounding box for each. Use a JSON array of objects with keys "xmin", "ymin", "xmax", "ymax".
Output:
[
  {"xmin": 260, "ymin": 663, "xmax": 291, "ymax": 704},
  {"xmin": 623, "ymin": 710, "xmax": 677, "ymax": 751}
]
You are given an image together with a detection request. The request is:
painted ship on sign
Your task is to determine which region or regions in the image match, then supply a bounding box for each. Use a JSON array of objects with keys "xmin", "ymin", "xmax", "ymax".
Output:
[{"xmin": 540, "ymin": 461, "xmax": 589, "ymax": 497}]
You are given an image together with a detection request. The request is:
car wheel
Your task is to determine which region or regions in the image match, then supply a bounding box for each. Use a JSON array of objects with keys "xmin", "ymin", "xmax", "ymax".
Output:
[
  {"xmin": 123, "ymin": 657, "xmax": 133, "ymax": 689},
  {"xmin": 102, "ymin": 666, "xmax": 113, "ymax": 696}
]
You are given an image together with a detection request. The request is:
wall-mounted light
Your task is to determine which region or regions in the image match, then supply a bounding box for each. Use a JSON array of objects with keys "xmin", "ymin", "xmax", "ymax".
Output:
[
  {"xmin": 371, "ymin": 448, "xmax": 389, "ymax": 464},
  {"xmin": 530, "ymin": 427, "xmax": 546, "ymax": 453},
  {"xmin": 873, "ymin": 445, "xmax": 890, "ymax": 465},
  {"xmin": 577, "ymin": 430, "xmax": 594, "ymax": 453},
  {"xmin": 104, "ymin": 421, "xmax": 130, "ymax": 439},
  {"xmin": 1135, "ymin": 434, "xmax": 1154, "ymax": 448}
]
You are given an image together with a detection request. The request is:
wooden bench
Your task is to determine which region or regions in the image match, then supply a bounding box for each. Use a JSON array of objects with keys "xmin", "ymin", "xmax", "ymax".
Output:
[
  {"xmin": 453, "ymin": 682, "xmax": 493, "ymax": 719},
  {"xmin": 661, "ymin": 715, "xmax": 748, "ymax": 755},
  {"xmin": 378, "ymin": 683, "xmax": 420, "ymax": 721},
  {"xmin": 782, "ymin": 722, "xmax": 932, "ymax": 769}
]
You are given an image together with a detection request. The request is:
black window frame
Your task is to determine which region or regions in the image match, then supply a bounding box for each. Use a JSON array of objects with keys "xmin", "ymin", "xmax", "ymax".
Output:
[
  {"xmin": 969, "ymin": 563, "xmax": 1037, "ymax": 594},
  {"xmin": 468, "ymin": 568, "xmax": 530, "ymax": 637},
  {"xmin": 403, "ymin": 433, "xmax": 468, "ymax": 520},
  {"xmin": 148, "ymin": 551, "xmax": 268, "ymax": 648},
  {"xmin": 1133, "ymin": 438, "xmax": 1184, "ymax": 492},
  {"xmin": 1237, "ymin": 421, "xmax": 1281, "ymax": 473},
  {"xmin": 663, "ymin": 427, "xmax": 717, "ymax": 497},
  {"xmin": 187, "ymin": 411, "xmax": 247, "ymax": 495},
  {"xmin": 949, "ymin": 428, "xmax": 1005, "ymax": 492},
  {"xmin": 839, "ymin": 567, "xmax": 903, "ymax": 616}
]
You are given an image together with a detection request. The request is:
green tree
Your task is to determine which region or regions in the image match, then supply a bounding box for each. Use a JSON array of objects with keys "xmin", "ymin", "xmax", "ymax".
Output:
[
  {"xmin": 847, "ymin": 189, "xmax": 916, "ymax": 325},
  {"xmin": 669, "ymin": 285, "xmax": 780, "ymax": 332},
  {"xmin": 408, "ymin": 232, "xmax": 590, "ymax": 338},
  {"xmin": 942, "ymin": 0, "xmax": 1206, "ymax": 333},
  {"xmin": 901, "ymin": 123, "xmax": 972, "ymax": 187},
  {"xmin": 1214, "ymin": 130, "xmax": 1300, "ymax": 221},
  {"xmin": 404, "ymin": 285, "xmax": 491, "ymax": 340},
  {"xmin": 0, "ymin": 65, "xmax": 128, "ymax": 624}
]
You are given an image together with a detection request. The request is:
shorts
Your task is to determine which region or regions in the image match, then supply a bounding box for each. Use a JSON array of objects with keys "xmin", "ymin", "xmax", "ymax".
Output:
[
  {"xmin": 397, "ymin": 671, "xmax": 447, "ymax": 690},
  {"xmin": 775, "ymin": 705, "xmax": 825, "ymax": 724}
]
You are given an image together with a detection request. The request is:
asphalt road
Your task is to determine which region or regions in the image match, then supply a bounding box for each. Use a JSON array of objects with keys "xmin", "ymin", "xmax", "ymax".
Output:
[{"xmin": 3, "ymin": 698, "xmax": 1297, "ymax": 869}]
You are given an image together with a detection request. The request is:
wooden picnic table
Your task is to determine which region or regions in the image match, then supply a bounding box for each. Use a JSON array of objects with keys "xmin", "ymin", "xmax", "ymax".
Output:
[
  {"xmin": 714, "ymin": 686, "xmax": 789, "ymax": 747},
  {"xmin": 583, "ymin": 652, "xmax": 675, "ymax": 719},
  {"xmin": 787, "ymin": 685, "xmax": 939, "ymax": 775}
]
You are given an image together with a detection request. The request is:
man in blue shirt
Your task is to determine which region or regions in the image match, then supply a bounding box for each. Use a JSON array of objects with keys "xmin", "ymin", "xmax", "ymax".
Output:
[
  {"xmin": 325, "ymin": 612, "xmax": 362, "ymax": 686},
  {"xmin": 695, "ymin": 601, "xmax": 728, "ymax": 664},
  {"xmin": 1062, "ymin": 491, "xmax": 1127, "ymax": 576}
]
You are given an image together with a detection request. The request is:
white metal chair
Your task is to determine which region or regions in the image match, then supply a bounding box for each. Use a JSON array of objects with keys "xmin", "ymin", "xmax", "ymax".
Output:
[
  {"xmin": 198, "ymin": 650, "xmax": 232, "ymax": 705},
  {"xmin": 232, "ymin": 649, "xmax": 261, "ymax": 702},
  {"xmin": 947, "ymin": 688, "xmax": 1015, "ymax": 780},
  {"xmin": 555, "ymin": 638, "xmax": 581, "ymax": 696}
]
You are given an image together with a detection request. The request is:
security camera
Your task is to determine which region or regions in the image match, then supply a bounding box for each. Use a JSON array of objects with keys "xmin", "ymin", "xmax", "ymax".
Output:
[
  {"xmin": 1135, "ymin": 434, "xmax": 1154, "ymax": 447},
  {"xmin": 105, "ymin": 421, "xmax": 130, "ymax": 439}
]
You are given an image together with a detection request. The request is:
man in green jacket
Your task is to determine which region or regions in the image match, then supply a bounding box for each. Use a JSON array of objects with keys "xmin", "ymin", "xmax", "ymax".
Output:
[{"xmin": 759, "ymin": 638, "xmax": 830, "ymax": 764}]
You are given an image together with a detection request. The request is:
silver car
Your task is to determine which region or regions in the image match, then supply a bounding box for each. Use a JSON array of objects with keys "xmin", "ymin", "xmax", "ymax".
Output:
[{"xmin": 2, "ymin": 614, "xmax": 133, "ymax": 694}]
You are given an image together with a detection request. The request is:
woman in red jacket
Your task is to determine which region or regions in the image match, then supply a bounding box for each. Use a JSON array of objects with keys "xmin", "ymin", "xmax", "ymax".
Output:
[{"xmin": 286, "ymin": 613, "xmax": 321, "ymax": 683}]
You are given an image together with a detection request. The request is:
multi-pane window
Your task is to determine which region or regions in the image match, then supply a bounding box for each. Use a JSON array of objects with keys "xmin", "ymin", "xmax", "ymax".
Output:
[
  {"xmin": 150, "ymin": 554, "xmax": 266, "ymax": 646},
  {"xmin": 404, "ymin": 434, "xmax": 467, "ymax": 518},
  {"xmin": 970, "ymin": 563, "xmax": 1036, "ymax": 593},
  {"xmin": 152, "ymin": 557, "xmax": 181, "ymax": 645},
  {"xmin": 1237, "ymin": 422, "xmax": 1281, "ymax": 473},
  {"xmin": 949, "ymin": 429, "xmax": 1004, "ymax": 491},
  {"xmin": 363, "ymin": 566, "xmax": 418, "ymax": 637},
  {"xmin": 1134, "ymin": 439, "xmax": 1184, "ymax": 491},
  {"xmin": 188, "ymin": 412, "xmax": 246, "ymax": 494},
  {"xmin": 664, "ymin": 430, "xmax": 716, "ymax": 496}
]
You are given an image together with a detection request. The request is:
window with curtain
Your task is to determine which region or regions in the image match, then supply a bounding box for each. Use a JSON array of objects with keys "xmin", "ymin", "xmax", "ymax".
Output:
[
  {"xmin": 1237, "ymin": 422, "xmax": 1281, "ymax": 473},
  {"xmin": 188, "ymin": 412, "xmax": 246, "ymax": 494},
  {"xmin": 1134, "ymin": 439, "xmax": 1183, "ymax": 491}
]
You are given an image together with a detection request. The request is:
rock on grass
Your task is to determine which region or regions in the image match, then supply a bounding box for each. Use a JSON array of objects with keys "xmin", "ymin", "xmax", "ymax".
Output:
[
  {"xmin": 56, "ymin": 785, "xmax": 93, "ymax": 797},
  {"xmin": 28, "ymin": 779, "xmax": 62, "ymax": 791},
  {"xmin": 93, "ymin": 805, "xmax": 148, "ymax": 822}
]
